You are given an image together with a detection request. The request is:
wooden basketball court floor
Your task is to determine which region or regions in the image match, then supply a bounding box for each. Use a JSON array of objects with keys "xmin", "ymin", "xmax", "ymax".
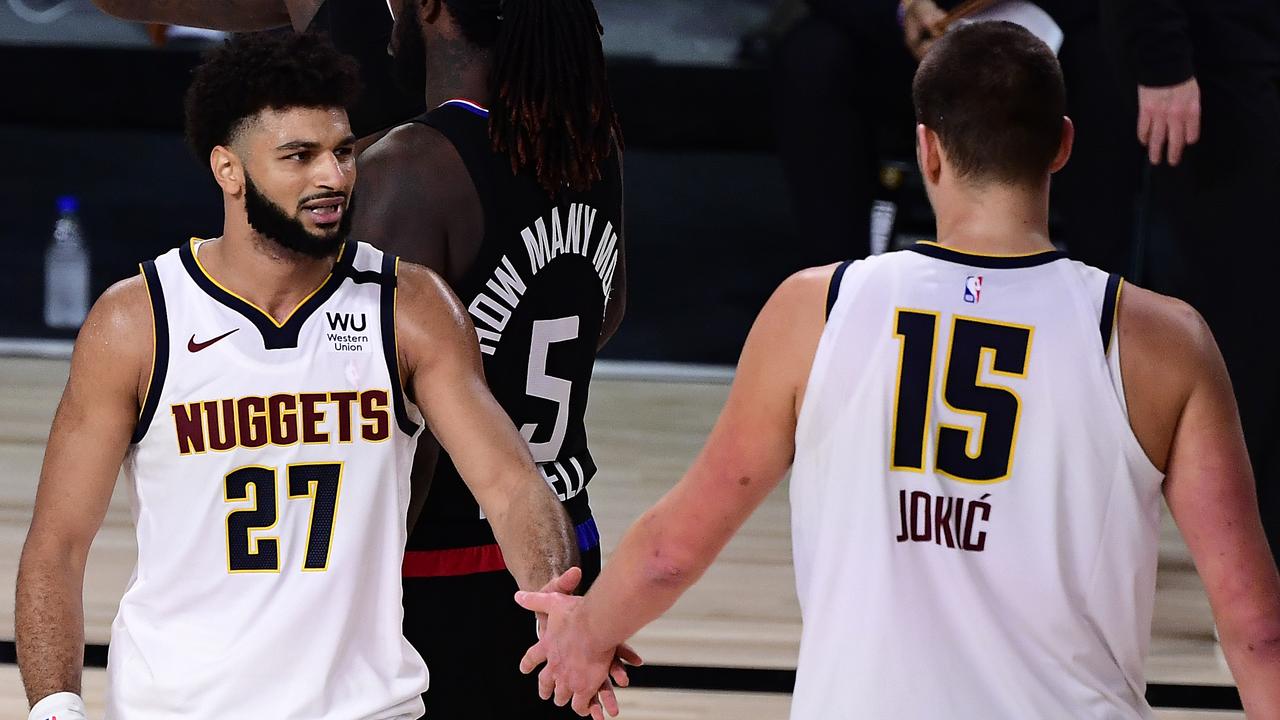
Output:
[{"xmin": 0, "ymin": 356, "xmax": 1246, "ymax": 718}]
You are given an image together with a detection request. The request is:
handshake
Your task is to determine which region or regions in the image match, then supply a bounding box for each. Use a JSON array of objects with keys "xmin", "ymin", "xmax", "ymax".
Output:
[{"xmin": 515, "ymin": 567, "xmax": 645, "ymax": 720}]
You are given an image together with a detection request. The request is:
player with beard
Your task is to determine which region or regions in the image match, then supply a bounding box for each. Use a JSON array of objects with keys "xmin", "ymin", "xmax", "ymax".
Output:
[
  {"xmin": 87, "ymin": 0, "xmax": 633, "ymax": 714},
  {"xmin": 349, "ymin": 1, "xmax": 629, "ymax": 718},
  {"xmin": 16, "ymin": 32, "xmax": 580, "ymax": 720}
]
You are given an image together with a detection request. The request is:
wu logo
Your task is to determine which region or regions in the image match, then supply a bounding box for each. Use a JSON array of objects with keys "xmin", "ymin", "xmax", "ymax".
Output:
[{"xmin": 326, "ymin": 312, "xmax": 367, "ymax": 332}]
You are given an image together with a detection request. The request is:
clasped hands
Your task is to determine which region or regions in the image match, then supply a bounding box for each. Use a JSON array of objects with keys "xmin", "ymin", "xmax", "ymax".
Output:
[{"xmin": 515, "ymin": 567, "xmax": 643, "ymax": 719}]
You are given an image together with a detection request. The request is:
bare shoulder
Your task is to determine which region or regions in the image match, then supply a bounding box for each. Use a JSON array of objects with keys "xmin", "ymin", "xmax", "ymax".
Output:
[
  {"xmin": 1116, "ymin": 282, "xmax": 1221, "ymax": 470},
  {"xmin": 749, "ymin": 263, "xmax": 844, "ymax": 346},
  {"xmin": 83, "ymin": 275, "xmax": 153, "ymax": 347},
  {"xmin": 395, "ymin": 261, "xmax": 461, "ymax": 310},
  {"xmin": 765, "ymin": 263, "xmax": 842, "ymax": 316},
  {"xmin": 1118, "ymin": 282, "xmax": 1217, "ymax": 376},
  {"xmin": 354, "ymin": 123, "xmax": 472, "ymax": 257},
  {"xmin": 393, "ymin": 261, "xmax": 472, "ymax": 342},
  {"xmin": 744, "ymin": 264, "xmax": 843, "ymax": 407},
  {"xmin": 360, "ymin": 122, "xmax": 462, "ymax": 181},
  {"xmin": 72, "ymin": 274, "xmax": 154, "ymax": 398}
]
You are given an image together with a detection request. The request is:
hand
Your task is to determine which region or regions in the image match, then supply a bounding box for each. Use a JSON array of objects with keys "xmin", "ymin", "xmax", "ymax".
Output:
[
  {"xmin": 534, "ymin": 566, "xmax": 586, "ymax": 639},
  {"xmin": 902, "ymin": 0, "xmax": 947, "ymax": 62},
  {"xmin": 1138, "ymin": 77, "xmax": 1201, "ymax": 167},
  {"xmin": 517, "ymin": 588, "xmax": 643, "ymax": 719}
]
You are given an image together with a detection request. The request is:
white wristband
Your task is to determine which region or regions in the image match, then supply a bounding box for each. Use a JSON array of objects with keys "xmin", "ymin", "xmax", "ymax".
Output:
[{"xmin": 28, "ymin": 692, "xmax": 87, "ymax": 720}]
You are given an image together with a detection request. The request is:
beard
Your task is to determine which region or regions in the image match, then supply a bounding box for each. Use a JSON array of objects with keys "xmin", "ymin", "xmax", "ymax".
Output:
[
  {"xmin": 390, "ymin": 1, "xmax": 428, "ymax": 97},
  {"xmin": 243, "ymin": 174, "xmax": 352, "ymax": 260}
]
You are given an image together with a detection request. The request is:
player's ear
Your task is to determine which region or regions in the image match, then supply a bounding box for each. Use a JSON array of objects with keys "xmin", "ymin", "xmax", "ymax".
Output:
[
  {"xmin": 916, "ymin": 123, "xmax": 943, "ymax": 185},
  {"xmin": 210, "ymin": 146, "xmax": 244, "ymax": 197},
  {"xmin": 421, "ymin": 0, "xmax": 445, "ymax": 26},
  {"xmin": 1049, "ymin": 116, "xmax": 1075, "ymax": 174}
]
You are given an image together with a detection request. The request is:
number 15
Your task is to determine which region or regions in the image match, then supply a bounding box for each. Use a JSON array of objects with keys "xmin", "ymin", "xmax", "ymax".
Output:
[{"xmin": 890, "ymin": 310, "xmax": 1034, "ymax": 483}]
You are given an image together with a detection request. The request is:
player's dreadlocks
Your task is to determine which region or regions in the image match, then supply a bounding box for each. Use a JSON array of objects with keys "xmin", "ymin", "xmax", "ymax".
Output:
[{"xmin": 450, "ymin": 0, "xmax": 622, "ymax": 195}]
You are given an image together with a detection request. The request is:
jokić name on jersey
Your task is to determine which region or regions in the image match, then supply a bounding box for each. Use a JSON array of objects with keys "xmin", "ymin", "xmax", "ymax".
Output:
[
  {"xmin": 170, "ymin": 389, "xmax": 392, "ymax": 455},
  {"xmin": 895, "ymin": 489, "xmax": 991, "ymax": 552}
]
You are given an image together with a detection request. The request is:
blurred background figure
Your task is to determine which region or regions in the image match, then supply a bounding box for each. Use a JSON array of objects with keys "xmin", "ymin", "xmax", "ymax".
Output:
[
  {"xmin": 770, "ymin": 0, "xmax": 1141, "ymax": 275},
  {"xmin": 1106, "ymin": 0, "xmax": 1280, "ymax": 566},
  {"xmin": 88, "ymin": 0, "xmax": 420, "ymax": 137},
  {"xmin": 770, "ymin": 0, "xmax": 920, "ymax": 266}
]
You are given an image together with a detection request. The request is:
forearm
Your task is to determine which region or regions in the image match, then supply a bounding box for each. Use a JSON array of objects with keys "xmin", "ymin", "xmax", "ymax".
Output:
[
  {"xmin": 15, "ymin": 542, "xmax": 88, "ymax": 706},
  {"xmin": 578, "ymin": 413, "xmax": 792, "ymax": 647},
  {"xmin": 91, "ymin": 0, "xmax": 291, "ymax": 31},
  {"xmin": 486, "ymin": 471, "xmax": 578, "ymax": 591},
  {"xmin": 1221, "ymin": 631, "xmax": 1280, "ymax": 718},
  {"xmin": 578, "ymin": 507, "xmax": 710, "ymax": 649}
]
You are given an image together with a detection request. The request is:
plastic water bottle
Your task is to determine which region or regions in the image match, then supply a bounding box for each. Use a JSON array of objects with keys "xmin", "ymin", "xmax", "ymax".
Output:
[{"xmin": 44, "ymin": 196, "xmax": 90, "ymax": 329}]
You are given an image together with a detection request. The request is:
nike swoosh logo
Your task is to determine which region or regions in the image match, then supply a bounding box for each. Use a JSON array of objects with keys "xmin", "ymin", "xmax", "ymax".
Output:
[{"xmin": 188, "ymin": 328, "xmax": 239, "ymax": 353}]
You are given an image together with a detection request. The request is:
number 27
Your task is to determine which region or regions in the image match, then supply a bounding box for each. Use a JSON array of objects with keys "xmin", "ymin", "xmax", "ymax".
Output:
[{"xmin": 224, "ymin": 462, "xmax": 343, "ymax": 573}]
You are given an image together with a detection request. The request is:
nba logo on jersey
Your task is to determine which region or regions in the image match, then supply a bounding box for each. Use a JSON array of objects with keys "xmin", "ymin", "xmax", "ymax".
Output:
[{"xmin": 964, "ymin": 276, "xmax": 983, "ymax": 303}]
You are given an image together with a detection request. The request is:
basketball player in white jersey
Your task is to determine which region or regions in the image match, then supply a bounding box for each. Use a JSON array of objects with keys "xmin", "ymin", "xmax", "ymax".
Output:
[
  {"xmin": 515, "ymin": 22, "xmax": 1280, "ymax": 719},
  {"xmin": 15, "ymin": 33, "xmax": 581, "ymax": 720}
]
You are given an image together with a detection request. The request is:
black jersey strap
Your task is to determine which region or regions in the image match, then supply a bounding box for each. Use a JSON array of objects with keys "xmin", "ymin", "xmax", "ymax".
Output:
[
  {"xmin": 412, "ymin": 104, "xmax": 497, "ymax": 230},
  {"xmin": 380, "ymin": 253, "xmax": 422, "ymax": 437},
  {"xmin": 132, "ymin": 260, "xmax": 169, "ymax": 444},
  {"xmin": 825, "ymin": 261, "xmax": 854, "ymax": 320},
  {"xmin": 1100, "ymin": 273, "xmax": 1124, "ymax": 355}
]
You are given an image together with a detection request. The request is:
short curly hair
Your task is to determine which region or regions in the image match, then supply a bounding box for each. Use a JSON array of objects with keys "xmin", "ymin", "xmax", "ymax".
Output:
[{"xmin": 184, "ymin": 31, "xmax": 363, "ymax": 162}]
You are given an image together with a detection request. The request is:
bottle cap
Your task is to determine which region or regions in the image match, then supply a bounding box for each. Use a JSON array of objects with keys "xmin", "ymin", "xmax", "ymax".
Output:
[{"xmin": 57, "ymin": 196, "xmax": 78, "ymax": 214}]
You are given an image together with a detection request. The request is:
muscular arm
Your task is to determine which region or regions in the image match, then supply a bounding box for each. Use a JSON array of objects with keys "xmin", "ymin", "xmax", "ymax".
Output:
[
  {"xmin": 395, "ymin": 263, "xmax": 577, "ymax": 591},
  {"xmin": 576, "ymin": 265, "xmax": 831, "ymax": 646},
  {"xmin": 356, "ymin": 125, "xmax": 484, "ymax": 530},
  {"xmin": 1120, "ymin": 286, "xmax": 1280, "ymax": 716},
  {"xmin": 16, "ymin": 278, "xmax": 151, "ymax": 706},
  {"xmin": 516, "ymin": 266, "xmax": 833, "ymax": 714},
  {"xmin": 89, "ymin": 0, "xmax": 304, "ymax": 31}
]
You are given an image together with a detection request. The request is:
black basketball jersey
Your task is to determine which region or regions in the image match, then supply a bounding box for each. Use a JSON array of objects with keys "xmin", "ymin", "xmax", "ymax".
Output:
[
  {"xmin": 305, "ymin": 0, "xmax": 425, "ymax": 137},
  {"xmin": 407, "ymin": 100, "xmax": 624, "ymax": 551}
]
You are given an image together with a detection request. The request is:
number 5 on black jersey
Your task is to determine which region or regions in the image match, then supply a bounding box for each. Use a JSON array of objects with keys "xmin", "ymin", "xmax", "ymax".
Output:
[{"xmin": 891, "ymin": 310, "xmax": 1034, "ymax": 483}]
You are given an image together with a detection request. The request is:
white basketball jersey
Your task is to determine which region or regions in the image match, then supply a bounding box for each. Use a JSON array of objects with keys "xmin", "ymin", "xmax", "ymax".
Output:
[
  {"xmin": 790, "ymin": 243, "xmax": 1163, "ymax": 719},
  {"xmin": 112, "ymin": 239, "xmax": 429, "ymax": 719}
]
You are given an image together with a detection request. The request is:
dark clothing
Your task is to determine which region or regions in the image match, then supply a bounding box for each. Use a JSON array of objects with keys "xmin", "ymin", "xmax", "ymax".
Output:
[
  {"xmin": 1051, "ymin": 9, "xmax": 1146, "ymax": 275},
  {"xmin": 772, "ymin": 12, "xmax": 917, "ymax": 265},
  {"xmin": 1139, "ymin": 70, "xmax": 1280, "ymax": 560},
  {"xmin": 1110, "ymin": 0, "xmax": 1280, "ymax": 86},
  {"xmin": 1109, "ymin": 1, "xmax": 1280, "ymax": 563},
  {"xmin": 398, "ymin": 101, "xmax": 623, "ymax": 719},
  {"xmin": 403, "ymin": 547, "xmax": 603, "ymax": 719},
  {"xmin": 306, "ymin": 0, "xmax": 424, "ymax": 137},
  {"xmin": 404, "ymin": 102, "xmax": 621, "ymax": 551},
  {"xmin": 775, "ymin": 1, "xmax": 1140, "ymax": 273}
]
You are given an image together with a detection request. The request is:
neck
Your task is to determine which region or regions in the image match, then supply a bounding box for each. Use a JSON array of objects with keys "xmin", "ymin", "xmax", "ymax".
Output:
[
  {"xmin": 424, "ymin": 37, "xmax": 490, "ymax": 109},
  {"xmin": 205, "ymin": 209, "xmax": 339, "ymax": 323},
  {"xmin": 283, "ymin": 0, "xmax": 325, "ymax": 31},
  {"xmin": 931, "ymin": 179, "xmax": 1055, "ymax": 255}
]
